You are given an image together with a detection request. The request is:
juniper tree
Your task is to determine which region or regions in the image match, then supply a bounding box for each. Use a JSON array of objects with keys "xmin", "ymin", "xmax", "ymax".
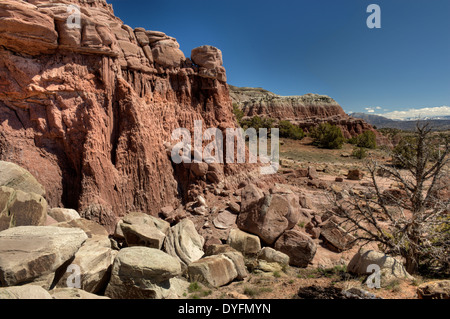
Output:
[{"xmin": 331, "ymin": 123, "xmax": 449, "ymax": 275}]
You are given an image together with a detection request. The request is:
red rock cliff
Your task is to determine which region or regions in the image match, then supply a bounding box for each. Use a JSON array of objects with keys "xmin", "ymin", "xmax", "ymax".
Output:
[{"xmin": 0, "ymin": 0, "xmax": 236, "ymax": 232}]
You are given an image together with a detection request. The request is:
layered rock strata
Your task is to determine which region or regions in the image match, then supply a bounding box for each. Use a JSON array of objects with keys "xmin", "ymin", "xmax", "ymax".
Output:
[
  {"xmin": 229, "ymin": 85, "xmax": 381, "ymax": 140},
  {"xmin": 0, "ymin": 0, "xmax": 236, "ymax": 232}
]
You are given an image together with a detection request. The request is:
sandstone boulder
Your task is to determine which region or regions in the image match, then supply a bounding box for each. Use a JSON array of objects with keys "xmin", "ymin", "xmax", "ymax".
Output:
[
  {"xmin": 191, "ymin": 46, "xmax": 226, "ymax": 82},
  {"xmin": 56, "ymin": 237, "xmax": 115, "ymax": 294},
  {"xmin": 227, "ymin": 228, "xmax": 261, "ymax": 256},
  {"xmin": 114, "ymin": 220, "xmax": 125, "ymax": 239},
  {"xmin": 308, "ymin": 166, "xmax": 318, "ymax": 180},
  {"xmin": 0, "ymin": 285, "xmax": 52, "ymax": 299},
  {"xmin": 0, "ymin": 161, "xmax": 45, "ymax": 196},
  {"xmin": 188, "ymin": 255, "xmax": 238, "ymax": 288},
  {"xmin": 257, "ymin": 247, "xmax": 290, "ymax": 266},
  {"xmin": 221, "ymin": 251, "xmax": 248, "ymax": 281},
  {"xmin": 48, "ymin": 208, "xmax": 80, "ymax": 223},
  {"xmin": 134, "ymin": 31, "xmax": 149, "ymax": 46},
  {"xmin": 120, "ymin": 223, "xmax": 166, "ymax": 249},
  {"xmin": 191, "ymin": 162, "xmax": 209, "ymax": 178},
  {"xmin": 105, "ymin": 247, "xmax": 182, "ymax": 299},
  {"xmin": 45, "ymin": 215, "xmax": 58, "ymax": 226},
  {"xmin": 227, "ymin": 201, "xmax": 241, "ymax": 214},
  {"xmin": 240, "ymin": 183, "xmax": 264, "ymax": 212},
  {"xmin": 152, "ymin": 40, "xmax": 185, "ymax": 68},
  {"xmin": 161, "ymin": 207, "xmax": 188, "ymax": 224},
  {"xmin": 0, "ymin": 186, "xmax": 48, "ymax": 231},
  {"xmin": 347, "ymin": 249, "xmax": 414, "ymax": 284},
  {"xmin": 123, "ymin": 212, "xmax": 170, "ymax": 235},
  {"xmin": 298, "ymin": 194, "xmax": 313, "ymax": 209},
  {"xmin": 56, "ymin": 218, "xmax": 109, "ymax": 239},
  {"xmin": 297, "ymin": 208, "xmax": 313, "ymax": 226},
  {"xmin": 320, "ymin": 219, "xmax": 356, "ymax": 252},
  {"xmin": 191, "ymin": 45, "xmax": 223, "ymax": 69},
  {"xmin": 0, "ymin": 226, "xmax": 87, "ymax": 286},
  {"xmin": 213, "ymin": 210, "xmax": 237, "ymax": 230},
  {"xmin": 203, "ymin": 245, "xmax": 249, "ymax": 281},
  {"xmin": 305, "ymin": 222, "xmax": 321, "ymax": 239},
  {"xmin": 256, "ymin": 260, "xmax": 284, "ymax": 273},
  {"xmin": 237, "ymin": 192, "xmax": 302, "ymax": 245},
  {"xmin": 206, "ymin": 163, "xmax": 225, "ymax": 184},
  {"xmin": 274, "ymin": 230, "xmax": 317, "ymax": 267},
  {"xmin": 163, "ymin": 219, "xmax": 204, "ymax": 267},
  {"xmin": 347, "ymin": 169, "xmax": 364, "ymax": 181},
  {"xmin": 204, "ymin": 244, "xmax": 237, "ymax": 256}
]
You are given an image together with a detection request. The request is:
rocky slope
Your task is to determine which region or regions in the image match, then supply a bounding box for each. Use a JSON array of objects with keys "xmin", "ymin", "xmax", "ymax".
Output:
[
  {"xmin": 230, "ymin": 85, "xmax": 379, "ymax": 139},
  {"xmin": 0, "ymin": 0, "xmax": 238, "ymax": 232}
]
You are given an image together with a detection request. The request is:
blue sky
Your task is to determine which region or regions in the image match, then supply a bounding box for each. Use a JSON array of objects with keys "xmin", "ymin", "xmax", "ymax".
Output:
[{"xmin": 108, "ymin": 0, "xmax": 450, "ymax": 117}]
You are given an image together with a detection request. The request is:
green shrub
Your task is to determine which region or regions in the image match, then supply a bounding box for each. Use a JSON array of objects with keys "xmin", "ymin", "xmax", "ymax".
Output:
[
  {"xmin": 241, "ymin": 116, "xmax": 275, "ymax": 132},
  {"xmin": 392, "ymin": 136, "xmax": 417, "ymax": 169},
  {"xmin": 311, "ymin": 123, "xmax": 345, "ymax": 149},
  {"xmin": 278, "ymin": 120, "xmax": 305, "ymax": 140},
  {"xmin": 243, "ymin": 287, "xmax": 258, "ymax": 297},
  {"xmin": 352, "ymin": 147, "xmax": 368, "ymax": 159},
  {"xmin": 188, "ymin": 282, "xmax": 201, "ymax": 293},
  {"xmin": 356, "ymin": 131, "xmax": 377, "ymax": 149},
  {"xmin": 240, "ymin": 116, "xmax": 276, "ymax": 138},
  {"xmin": 232, "ymin": 103, "xmax": 244, "ymax": 126},
  {"xmin": 347, "ymin": 136, "xmax": 358, "ymax": 145}
]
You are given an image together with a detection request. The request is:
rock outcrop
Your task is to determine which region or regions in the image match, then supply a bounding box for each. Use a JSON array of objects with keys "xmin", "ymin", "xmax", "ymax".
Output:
[
  {"xmin": 0, "ymin": 0, "xmax": 236, "ymax": 233},
  {"xmin": 0, "ymin": 186, "xmax": 48, "ymax": 231},
  {"xmin": 229, "ymin": 85, "xmax": 382, "ymax": 141},
  {"xmin": 0, "ymin": 226, "xmax": 87, "ymax": 286},
  {"xmin": 347, "ymin": 249, "xmax": 414, "ymax": 284},
  {"xmin": 274, "ymin": 229, "xmax": 317, "ymax": 267},
  {"xmin": 0, "ymin": 161, "xmax": 45, "ymax": 197},
  {"xmin": 237, "ymin": 184, "xmax": 302, "ymax": 245},
  {"xmin": 105, "ymin": 247, "xmax": 182, "ymax": 299},
  {"xmin": 0, "ymin": 285, "xmax": 53, "ymax": 299},
  {"xmin": 55, "ymin": 237, "xmax": 115, "ymax": 293},
  {"xmin": 188, "ymin": 255, "xmax": 238, "ymax": 288},
  {"xmin": 163, "ymin": 219, "xmax": 205, "ymax": 268},
  {"xmin": 227, "ymin": 228, "xmax": 261, "ymax": 256}
]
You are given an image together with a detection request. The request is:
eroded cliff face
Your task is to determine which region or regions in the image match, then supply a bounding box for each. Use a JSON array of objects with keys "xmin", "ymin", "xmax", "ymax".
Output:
[
  {"xmin": 229, "ymin": 85, "xmax": 379, "ymax": 139},
  {"xmin": 0, "ymin": 0, "xmax": 236, "ymax": 232}
]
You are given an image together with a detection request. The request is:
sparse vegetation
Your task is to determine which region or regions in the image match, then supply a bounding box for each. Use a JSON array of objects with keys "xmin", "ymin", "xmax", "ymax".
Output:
[
  {"xmin": 332, "ymin": 123, "xmax": 450, "ymax": 275},
  {"xmin": 186, "ymin": 281, "xmax": 212, "ymax": 299},
  {"xmin": 311, "ymin": 123, "xmax": 345, "ymax": 149},
  {"xmin": 243, "ymin": 286, "xmax": 273, "ymax": 298},
  {"xmin": 385, "ymin": 279, "xmax": 401, "ymax": 292},
  {"xmin": 188, "ymin": 282, "xmax": 201, "ymax": 293},
  {"xmin": 240, "ymin": 115, "xmax": 275, "ymax": 134},
  {"xmin": 278, "ymin": 120, "xmax": 305, "ymax": 140},
  {"xmin": 350, "ymin": 130, "xmax": 377, "ymax": 149},
  {"xmin": 233, "ymin": 103, "xmax": 244, "ymax": 126},
  {"xmin": 352, "ymin": 146, "xmax": 368, "ymax": 159}
]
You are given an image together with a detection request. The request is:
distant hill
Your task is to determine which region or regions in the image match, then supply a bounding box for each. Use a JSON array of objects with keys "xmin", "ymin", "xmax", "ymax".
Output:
[
  {"xmin": 350, "ymin": 113, "xmax": 450, "ymax": 131},
  {"xmin": 228, "ymin": 85, "xmax": 378, "ymax": 139}
]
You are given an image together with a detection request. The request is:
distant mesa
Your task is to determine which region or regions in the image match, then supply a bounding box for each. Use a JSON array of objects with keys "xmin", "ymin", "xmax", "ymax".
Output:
[{"xmin": 229, "ymin": 85, "xmax": 380, "ymax": 140}]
